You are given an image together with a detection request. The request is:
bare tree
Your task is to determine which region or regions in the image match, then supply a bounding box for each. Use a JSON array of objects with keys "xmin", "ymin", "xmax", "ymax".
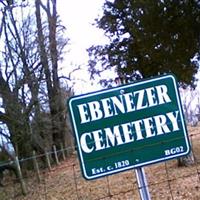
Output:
[
  {"xmin": 0, "ymin": 0, "xmax": 44, "ymax": 158},
  {"xmin": 35, "ymin": 0, "xmax": 73, "ymax": 152},
  {"xmin": 0, "ymin": 0, "xmax": 73, "ymax": 161}
]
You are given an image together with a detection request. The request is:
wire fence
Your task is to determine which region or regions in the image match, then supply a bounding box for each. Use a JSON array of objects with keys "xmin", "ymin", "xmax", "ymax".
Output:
[{"xmin": 0, "ymin": 123, "xmax": 200, "ymax": 200}]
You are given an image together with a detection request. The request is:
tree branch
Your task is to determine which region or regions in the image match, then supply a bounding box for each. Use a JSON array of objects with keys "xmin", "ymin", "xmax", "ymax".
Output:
[{"xmin": 0, "ymin": 111, "xmax": 11, "ymax": 124}]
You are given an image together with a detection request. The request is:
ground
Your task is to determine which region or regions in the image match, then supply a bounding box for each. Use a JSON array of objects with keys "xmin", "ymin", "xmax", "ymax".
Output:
[{"xmin": 0, "ymin": 124, "xmax": 200, "ymax": 200}]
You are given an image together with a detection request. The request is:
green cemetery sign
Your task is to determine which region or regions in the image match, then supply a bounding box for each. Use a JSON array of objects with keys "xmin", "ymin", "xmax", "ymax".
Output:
[{"xmin": 68, "ymin": 74, "xmax": 190, "ymax": 180}]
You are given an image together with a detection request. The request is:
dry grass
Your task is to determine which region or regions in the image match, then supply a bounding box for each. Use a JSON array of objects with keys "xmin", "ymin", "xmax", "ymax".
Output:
[{"xmin": 1, "ymin": 123, "xmax": 200, "ymax": 200}]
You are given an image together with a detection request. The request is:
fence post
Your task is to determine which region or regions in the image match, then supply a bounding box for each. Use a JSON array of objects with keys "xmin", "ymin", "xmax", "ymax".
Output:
[
  {"xmin": 60, "ymin": 143, "xmax": 66, "ymax": 161},
  {"xmin": 45, "ymin": 148, "xmax": 51, "ymax": 171},
  {"xmin": 14, "ymin": 156, "xmax": 27, "ymax": 195},
  {"xmin": 32, "ymin": 151, "xmax": 41, "ymax": 183},
  {"xmin": 53, "ymin": 145, "xmax": 60, "ymax": 165}
]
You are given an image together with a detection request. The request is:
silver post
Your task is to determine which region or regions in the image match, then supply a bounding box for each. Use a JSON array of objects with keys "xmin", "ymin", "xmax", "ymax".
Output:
[{"xmin": 135, "ymin": 167, "xmax": 151, "ymax": 200}]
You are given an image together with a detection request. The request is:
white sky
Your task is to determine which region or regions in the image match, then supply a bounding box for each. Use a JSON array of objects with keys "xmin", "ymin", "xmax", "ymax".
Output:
[{"xmin": 57, "ymin": 0, "xmax": 114, "ymax": 94}]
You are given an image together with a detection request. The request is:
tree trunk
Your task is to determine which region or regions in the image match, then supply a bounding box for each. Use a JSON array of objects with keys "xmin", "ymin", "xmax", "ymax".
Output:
[
  {"xmin": 177, "ymin": 138, "xmax": 195, "ymax": 167},
  {"xmin": 177, "ymin": 151, "xmax": 195, "ymax": 167},
  {"xmin": 35, "ymin": 0, "xmax": 73, "ymax": 153}
]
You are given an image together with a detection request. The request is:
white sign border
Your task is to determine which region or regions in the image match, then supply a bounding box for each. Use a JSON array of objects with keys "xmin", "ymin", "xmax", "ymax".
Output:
[{"xmin": 68, "ymin": 74, "xmax": 190, "ymax": 180}]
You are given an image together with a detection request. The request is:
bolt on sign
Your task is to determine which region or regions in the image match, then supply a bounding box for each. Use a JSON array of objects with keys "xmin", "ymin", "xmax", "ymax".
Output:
[{"xmin": 68, "ymin": 74, "xmax": 190, "ymax": 180}]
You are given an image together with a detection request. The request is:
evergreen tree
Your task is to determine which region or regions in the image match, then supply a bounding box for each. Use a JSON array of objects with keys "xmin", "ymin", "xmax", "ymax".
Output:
[{"xmin": 88, "ymin": 0, "xmax": 200, "ymax": 87}]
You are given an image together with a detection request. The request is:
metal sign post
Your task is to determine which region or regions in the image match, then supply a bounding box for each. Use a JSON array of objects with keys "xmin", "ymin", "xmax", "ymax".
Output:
[{"xmin": 135, "ymin": 167, "xmax": 151, "ymax": 200}]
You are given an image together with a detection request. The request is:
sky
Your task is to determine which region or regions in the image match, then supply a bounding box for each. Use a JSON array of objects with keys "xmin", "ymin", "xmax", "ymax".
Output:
[{"xmin": 57, "ymin": 0, "xmax": 114, "ymax": 94}]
